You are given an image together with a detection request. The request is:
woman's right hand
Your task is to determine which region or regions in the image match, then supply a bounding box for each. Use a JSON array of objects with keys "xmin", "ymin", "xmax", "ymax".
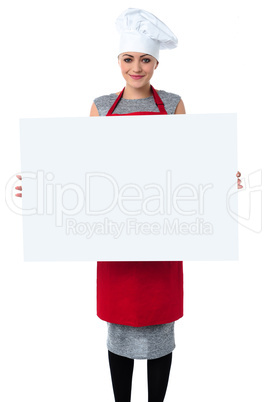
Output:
[{"xmin": 15, "ymin": 174, "xmax": 22, "ymax": 197}]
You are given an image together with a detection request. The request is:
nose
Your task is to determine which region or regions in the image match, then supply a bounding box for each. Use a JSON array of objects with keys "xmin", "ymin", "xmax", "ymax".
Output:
[{"xmin": 132, "ymin": 60, "xmax": 143, "ymax": 73}]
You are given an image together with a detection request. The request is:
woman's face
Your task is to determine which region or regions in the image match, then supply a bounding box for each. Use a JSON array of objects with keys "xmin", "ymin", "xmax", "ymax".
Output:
[{"xmin": 118, "ymin": 52, "xmax": 159, "ymax": 88}]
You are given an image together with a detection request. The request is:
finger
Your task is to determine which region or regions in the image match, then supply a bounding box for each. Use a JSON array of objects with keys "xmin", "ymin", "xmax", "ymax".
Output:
[
  {"xmin": 15, "ymin": 193, "xmax": 22, "ymax": 197},
  {"xmin": 15, "ymin": 186, "xmax": 22, "ymax": 191},
  {"xmin": 16, "ymin": 174, "xmax": 22, "ymax": 180}
]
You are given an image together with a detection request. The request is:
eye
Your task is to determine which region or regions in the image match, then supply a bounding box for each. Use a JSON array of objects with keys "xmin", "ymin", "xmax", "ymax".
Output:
[{"xmin": 122, "ymin": 58, "xmax": 151, "ymax": 63}]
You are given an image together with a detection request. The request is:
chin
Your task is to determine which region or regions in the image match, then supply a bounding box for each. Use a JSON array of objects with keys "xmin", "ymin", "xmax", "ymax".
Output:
[{"xmin": 127, "ymin": 79, "xmax": 149, "ymax": 86}]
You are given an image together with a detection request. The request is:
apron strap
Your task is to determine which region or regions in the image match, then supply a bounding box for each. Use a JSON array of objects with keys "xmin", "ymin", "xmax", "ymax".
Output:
[
  {"xmin": 150, "ymin": 85, "xmax": 167, "ymax": 114},
  {"xmin": 106, "ymin": 87, "xmax": 125, "ymax": 116}
]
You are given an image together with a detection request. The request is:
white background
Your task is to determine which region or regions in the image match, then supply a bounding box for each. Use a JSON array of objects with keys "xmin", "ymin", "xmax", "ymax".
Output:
[{"xmin": 1, "ymin": 0, "xmax": 266, "ymax": 401}]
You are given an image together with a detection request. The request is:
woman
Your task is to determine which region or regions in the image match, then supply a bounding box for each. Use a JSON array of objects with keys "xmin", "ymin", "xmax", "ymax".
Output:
[
  {"xmin": 15, "ymin": 7, "xmax": 243, "ymax": 402},
  {"xmin": 89, "ymin": 7, "xmax": 243, "ymax": 402}
]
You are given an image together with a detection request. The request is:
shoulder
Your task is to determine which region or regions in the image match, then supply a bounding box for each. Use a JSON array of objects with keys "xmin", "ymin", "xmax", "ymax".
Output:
[
  {"xmin": 94, "ymin": 92, "xmax": 117, "ymax": 105},
  {"xmin": 157, "ymin": 89, "xmax": 181, "ymax": 102},
  {"xmin": 92, "ymin": 92, "xmax": 118, "ymax": 116},
  {"xmin": 156, "ymin": 89, "xmax": 183, "ymax": 115}
]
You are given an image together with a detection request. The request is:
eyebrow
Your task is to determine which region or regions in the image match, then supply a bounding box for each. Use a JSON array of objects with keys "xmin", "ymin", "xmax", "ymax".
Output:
[{"xmin": 122, "ymin": 54, "xmax": 150, "ymax": 58}]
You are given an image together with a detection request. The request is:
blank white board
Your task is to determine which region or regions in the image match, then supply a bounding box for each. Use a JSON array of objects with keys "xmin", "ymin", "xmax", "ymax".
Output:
[{"xmin": 20, "ymin": 114, "xmax": 238, "ymax": 261}]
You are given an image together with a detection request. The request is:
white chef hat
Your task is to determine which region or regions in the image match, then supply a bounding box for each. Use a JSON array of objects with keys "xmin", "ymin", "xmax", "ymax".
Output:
[{"xmin": 115, "ymin": 8, "xmax": 178, "ymax": 61}]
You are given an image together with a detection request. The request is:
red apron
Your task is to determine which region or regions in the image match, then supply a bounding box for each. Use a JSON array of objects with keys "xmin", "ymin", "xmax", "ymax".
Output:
[{"xmin": 97, "ymin": 84, "xmax": 184, "ymax": 327}]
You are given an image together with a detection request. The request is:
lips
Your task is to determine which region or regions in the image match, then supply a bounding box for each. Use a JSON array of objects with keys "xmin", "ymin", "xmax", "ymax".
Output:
[{"xmin": 130, "ymin": 75, "xmax": 144, "ymax": 80}]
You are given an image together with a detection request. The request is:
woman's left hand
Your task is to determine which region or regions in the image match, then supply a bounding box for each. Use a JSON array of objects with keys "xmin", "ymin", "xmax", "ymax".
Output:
[{"xmin": 236, "ymin": 171, "xmax": 243, "ymax": 189}]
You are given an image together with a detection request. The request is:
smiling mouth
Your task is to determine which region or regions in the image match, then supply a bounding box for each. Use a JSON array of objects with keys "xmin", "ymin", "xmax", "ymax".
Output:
[{"xmin": 130, "ymin": 75, "xmax": 145, "ymax": 79}]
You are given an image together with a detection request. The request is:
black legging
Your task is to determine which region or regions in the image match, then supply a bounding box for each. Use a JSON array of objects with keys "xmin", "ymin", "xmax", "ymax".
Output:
[{"xmin": 108, "ymin": 350, "xmax": 172, "ymax": 402}]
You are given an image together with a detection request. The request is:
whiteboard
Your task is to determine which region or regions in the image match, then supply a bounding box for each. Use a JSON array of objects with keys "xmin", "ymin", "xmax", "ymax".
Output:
[{"xmin": 20, "ymin": 114, "xmax": 239, "ymax": 261}]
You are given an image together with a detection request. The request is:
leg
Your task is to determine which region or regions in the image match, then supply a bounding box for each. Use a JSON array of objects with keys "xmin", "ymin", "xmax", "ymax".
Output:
[
  {"xmin": 147, "ymin": 352, "xmax": 172, "ymax": 402},
  {"xmin": 108, "ymin": 350, "xmax": 134, "ymax": 402}
]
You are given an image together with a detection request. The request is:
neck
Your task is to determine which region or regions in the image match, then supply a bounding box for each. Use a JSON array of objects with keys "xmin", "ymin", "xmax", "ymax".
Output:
[{"xmin": 122, "ymin": 82, "xmax": 153, "ymax": 99}]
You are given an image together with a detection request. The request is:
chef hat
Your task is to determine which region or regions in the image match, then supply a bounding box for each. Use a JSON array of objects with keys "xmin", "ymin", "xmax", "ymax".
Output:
[{"xmin": 115, "ymin": 8, "xmax": 178, "ymax": 61}]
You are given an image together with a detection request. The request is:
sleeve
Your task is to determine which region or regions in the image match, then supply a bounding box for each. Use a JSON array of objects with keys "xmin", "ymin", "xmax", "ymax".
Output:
[
  {"xmin": 170, "ymin": 93, "xmax": 181, "ymax": 114},
  {"xmin": 160, "ymin": 91, "xmax": 181, "ymax": 115},
  {"xmin": 93, "ymin": 97, "xmax": 102, "ymax": 116},
  {"xmin": 93, "ymin": 94, "xmax": 114, "ymax": 116}
]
